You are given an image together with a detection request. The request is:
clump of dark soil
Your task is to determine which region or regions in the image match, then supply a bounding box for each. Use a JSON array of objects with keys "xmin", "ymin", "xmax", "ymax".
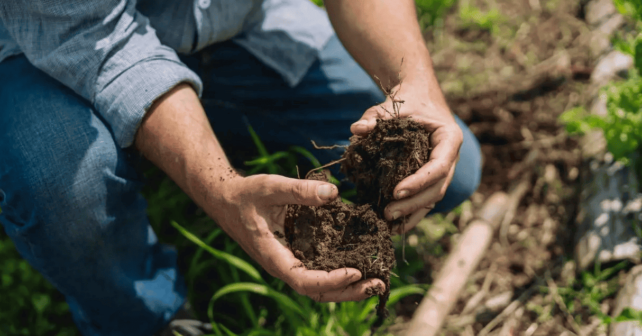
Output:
[
  {"xmin": 284, "ymin": 171, "xmax": 396, "ymax": 323},
  {"xmin": 285, "ymin": 88, "xmax": 433, "ymax": 328},
  {"xmin": 341, "ymin": 117, "xmax": 432, "ymax": 222}
]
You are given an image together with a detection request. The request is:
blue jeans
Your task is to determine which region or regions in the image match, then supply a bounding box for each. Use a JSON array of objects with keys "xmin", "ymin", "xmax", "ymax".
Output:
[{"xmin": 0, "ymin": 36, "xmax": 481, "ymax": 336}]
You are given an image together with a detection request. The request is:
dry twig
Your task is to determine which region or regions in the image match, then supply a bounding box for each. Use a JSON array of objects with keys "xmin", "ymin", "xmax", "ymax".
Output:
[
  {"xmin": 478, "ymin": 279, "xmax": 541, "ymax": 336},
  {"xmin": 405, "ymin": 192, "xmax": 509, "ymax": 336},
  {"xmin": 310, "ymin": 140, "xmax": 348, "ymax": 150},
  {"xmin": 499, "ymin": 176, "xmax": 532, "ymax": 247}
]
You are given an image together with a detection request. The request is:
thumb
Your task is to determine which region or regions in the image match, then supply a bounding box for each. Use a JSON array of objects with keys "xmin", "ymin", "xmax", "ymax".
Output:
[
  {"xmin": 268, "ymin": 175, "xmax": 338, "ymax": 206},
  {"xmin": 350, "ymin": 105, "xmax": 384, "ymax": 135}
]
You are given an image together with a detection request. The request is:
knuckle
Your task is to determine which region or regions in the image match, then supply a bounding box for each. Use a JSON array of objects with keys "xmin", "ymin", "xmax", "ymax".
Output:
[{"xmin": 289, "ymin": 183, "xmax": 307, "ymax": 204}]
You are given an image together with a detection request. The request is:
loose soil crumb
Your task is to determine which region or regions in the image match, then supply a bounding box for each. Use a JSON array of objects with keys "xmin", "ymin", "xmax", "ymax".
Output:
[
  {"xmin": 284, "ymin": 171, "xmax": 396, "ymax": 323},
  {"xmin": 341, "ymin": 118, "xmax": 432, "ymax": 222}
]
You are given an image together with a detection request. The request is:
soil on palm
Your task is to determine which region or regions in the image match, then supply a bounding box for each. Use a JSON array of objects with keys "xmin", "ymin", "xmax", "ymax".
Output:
[
  {"xmin": 341, "ymin": 117, "xmax": 432, "ymax": 223},
  {"xmin": 284, "ymin": 171, "xmax": 396, "ymax": 322}
]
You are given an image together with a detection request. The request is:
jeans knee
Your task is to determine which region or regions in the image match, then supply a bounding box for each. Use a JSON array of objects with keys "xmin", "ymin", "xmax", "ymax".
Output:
[{"xmin": 0, "ymin": 127, "xmax": 124, "ymax": 233}]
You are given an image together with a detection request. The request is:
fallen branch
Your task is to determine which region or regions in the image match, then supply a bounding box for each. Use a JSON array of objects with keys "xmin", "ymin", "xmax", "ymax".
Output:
[
  {"xmin": 405, "ymin": 192, "xmax": 509, "ymax": 336},
  {"xmin": 460, "ymin": 262, "xmax": 498, "ymax": 315},
  {"xmin": 499, "ymin": 175, "xmax": 532, "ymax": 247},
  {"xmin": 478, "ymin": 279, "xmax": 541, "ymax": 336}
]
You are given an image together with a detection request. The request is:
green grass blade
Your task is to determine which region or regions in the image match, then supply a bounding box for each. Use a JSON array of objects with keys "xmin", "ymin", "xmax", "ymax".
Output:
[
  {"xmin": 210, "ymin": 283, "xmax": 305, "ymax": 319},
  {"xmin": 246, "ymin": 123, "xmax": 269, "ymax": 158},
  {"xmin": 289, "ymin": 146, "xmax": 321, "ymax": 167},
  {"xmin": 188, "ymin": 229, "xmax": 224, "ymax": 279},
  {"xmin": 171, "ymin": 221, "xmax": 262, "ymax": 282},
  {"xmin": 218, "ymin": 323, "xmax": 238, "ymax": 336},
  {"xmin": 245, "ymin": 152, "xmax": 290, "ymax": 167},
  {"xmin": 356, "ymin": 285, "xmax": 427, "ymax": 321},
  {"xmin": 357, "ymin": 297, "xmax": 379, "ymax": 321},
  {"xmin": 387, "ymin": 285, "xmax": 427, "ymax": 306}
]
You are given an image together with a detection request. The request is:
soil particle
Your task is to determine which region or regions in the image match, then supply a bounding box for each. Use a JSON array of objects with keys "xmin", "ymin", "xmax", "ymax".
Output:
[
  {"xmin": 284, "ymin": 171, "xmax": 396, "ymax": 322},
  {"xmin": 341, "ymin": 118, "xmax": 432, "ymax": 223}
]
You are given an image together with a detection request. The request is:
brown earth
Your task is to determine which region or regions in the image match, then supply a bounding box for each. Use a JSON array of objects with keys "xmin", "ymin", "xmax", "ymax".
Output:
[
  {"xmin": 284, "ymin": 171, "xmax": 396, "ymax": 324},
  {"xmin": 383, "ymin": 0, "xmax": 635, "ymax": 335},
  {"xmin": 341, "ymin": 118, "xmax": 432, "ymax": 222}
]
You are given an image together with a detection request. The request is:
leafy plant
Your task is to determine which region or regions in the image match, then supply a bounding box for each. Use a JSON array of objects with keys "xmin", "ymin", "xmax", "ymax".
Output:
[
  {"xmin": 171, "ymin": 220, "xmax": 426, "ymax": 335},
  {"xmin": 0, "ymin": 234, "xmax": 78, "ymax": 335},
  {"xmin": 415, "ymin": 0, "xmax": 458, "ymax": 29},
  {"xmin": 458, "ymin": 2, "xmax": 504, "ymax": 34},
  {"xmin": 550, "ymin": 260, "xmax": 630, "ymax": 325},
  {"xmin": 559, "ymin": 9, "xmax": 642, "ymax": 165}
]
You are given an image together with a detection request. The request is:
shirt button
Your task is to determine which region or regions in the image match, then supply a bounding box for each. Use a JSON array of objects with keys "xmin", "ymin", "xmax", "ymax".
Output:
[{"xmin": 198, "ymin": 0, "xmax": 211, "ymax": 8}]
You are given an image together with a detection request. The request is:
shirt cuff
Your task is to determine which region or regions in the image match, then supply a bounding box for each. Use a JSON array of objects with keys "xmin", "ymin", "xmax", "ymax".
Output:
[{"xmin": 94, "ymin": 58, "xmax": 203, "ymax": 148}]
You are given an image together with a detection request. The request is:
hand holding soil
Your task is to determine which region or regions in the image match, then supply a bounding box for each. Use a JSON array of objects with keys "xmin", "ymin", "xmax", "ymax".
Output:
[
  {"xmin": 349, "ymin": 82, "xmax": 463, "ymax": 233},
  {"xmin": 214, "ymin": 174, "xmax": 385, "ymax": 302}
]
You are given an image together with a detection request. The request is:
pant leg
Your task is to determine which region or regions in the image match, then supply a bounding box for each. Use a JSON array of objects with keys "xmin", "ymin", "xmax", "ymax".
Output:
[
  {"xmin": 188, "ymin": 35, "xmax": 481, "ymax": 213},
  {"xmin": 0, "ymin": 56, "xmax": 186, "ymax": 336}
]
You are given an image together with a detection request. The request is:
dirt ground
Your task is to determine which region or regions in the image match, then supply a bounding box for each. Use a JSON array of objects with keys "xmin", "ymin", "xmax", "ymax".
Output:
[{"xmin": 385, "ymin": 0, "xmax": 629, "ymax": 334}]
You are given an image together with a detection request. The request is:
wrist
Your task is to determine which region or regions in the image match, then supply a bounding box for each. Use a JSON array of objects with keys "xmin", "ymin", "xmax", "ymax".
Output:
[{"xmin": 185, "ymin": 157, "xmax": 243, "ymax": 214}]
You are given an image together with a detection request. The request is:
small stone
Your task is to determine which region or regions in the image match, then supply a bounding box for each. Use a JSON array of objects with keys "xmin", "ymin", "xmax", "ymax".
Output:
[
  {"xmin": 585, "ymin": 0, "xmax": 617, "ymax": 27},
  {"xmin": 591, "ymin": 51, "xmax": 634, "ymax": 86}
]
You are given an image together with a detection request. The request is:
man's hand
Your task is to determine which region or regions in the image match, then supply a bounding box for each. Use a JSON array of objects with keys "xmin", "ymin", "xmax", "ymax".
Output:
[
  {"xmin": 351, "ymin": 84, "xmax": 463, "ymax": 234},
  {"xmin": 215, "ymin": 174, "xmax": 385, "ymax": 302},
  {"xmin": 325, "ymin": 0, "xmax": 464, "ymax": 233},
  {"xmin": 135, "ymin": 84, "xmax": 382, "ymax": 303}
]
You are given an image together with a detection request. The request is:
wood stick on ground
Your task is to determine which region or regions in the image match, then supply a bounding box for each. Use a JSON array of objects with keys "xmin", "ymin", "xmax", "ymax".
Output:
[
  {"xmin": 499, "ymin": 175, "xmax": 532, "ymax": 247},
  {"xmin": 405, "ymin": 192, "xmax": 509, "ymax": 336},
  {"xmin": 460, "ymin": 262, "xmax": 498, "ymax": 315},
  {"xmin": 478, "ymin": 279, "xmax": 542, "ymax": 336}
]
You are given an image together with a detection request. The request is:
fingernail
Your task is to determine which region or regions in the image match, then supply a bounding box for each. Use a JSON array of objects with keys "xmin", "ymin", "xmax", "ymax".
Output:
[
  {"xmin": 397, "ymin": 190, "xmax": 408, "ymax": 199},
  {"xmin": 391, "ymin": 211, "xmax": 402, "ymax": 220},
  {"xmin": 317, "ymin": 184, "xmax": 335, "ymax": 200}
]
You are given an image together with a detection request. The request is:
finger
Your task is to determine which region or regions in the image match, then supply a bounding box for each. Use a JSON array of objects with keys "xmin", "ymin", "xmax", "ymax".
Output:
[
  {"xmin": 392, "ymin": 208, "xmax": 431, "ymax": 235},
  {"xmin": 289, "ymin": 267, "xmax": 366, "ymax": 297},
  {"xmin": 393, "ymin": 127, "xmax": 462, "ymax": 199},
  {"xmin": 386, "ymin": 164, "xmax": 455, "ymax": 220},
  {"xmin": 265, "ymin": 175, "xmax": 339, "ymax": 206},
  {"xmin": 309, "ymin": 278, "xmax": 386, "ymax": 303},
  {"xmin": 350, "ymin": 104, "xmax": 392, "ymax": 135},
  {"xmin": 386, "ymin": 182, "xmax": 442, "ymax": 221},
  {"xmin": 258, "ymin": 237, "xmax": 364, "ymax": 295}
]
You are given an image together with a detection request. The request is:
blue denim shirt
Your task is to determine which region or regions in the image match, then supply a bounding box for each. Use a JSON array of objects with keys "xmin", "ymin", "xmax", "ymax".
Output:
[{"xmin": 0, "ymin": 0, "xmax": 333, "ymax": 148}]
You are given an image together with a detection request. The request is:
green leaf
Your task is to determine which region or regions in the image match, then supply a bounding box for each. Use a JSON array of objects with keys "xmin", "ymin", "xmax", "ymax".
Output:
[
  {"xmin": 188, "ymin": 229, "xmax": 224, "ymax": 279},
  {"xmin": 246, "ymin": 123, "xmax": 269, "ymax": 158},
  {"xmin": 615, "ymin": 307, "xmax": 642, "ymax": 323},
  {"xmin": 244, "ymin": 152, "xmax": 290, "ymax": 166},
  {"xmin": 209, "ymin": 283, "xmax": 305, "ymax": 319},
  {"xmin": 356, "ymin": 285, "xmax": 426, "ymax": 321},
  {"xmin": 170, "ymin": 221, "xmax": 263, "ymax": 282},
  {"xmin": 387, "ymin": 285, "xmax": 427, "ymax": 306},
  {"xmin": 289, "ymin": 146, "xmax": 322, "ymax": 168}
]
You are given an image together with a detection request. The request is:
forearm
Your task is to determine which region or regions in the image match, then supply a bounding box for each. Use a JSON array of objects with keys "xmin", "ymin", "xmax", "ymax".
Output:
[
  {"xmin": 134, "ymin": 84, "xmax": 236, "ymax": 216},
  {"xmin": 325, "ymin": 0, "xmax": 448, "ymax": 108}
]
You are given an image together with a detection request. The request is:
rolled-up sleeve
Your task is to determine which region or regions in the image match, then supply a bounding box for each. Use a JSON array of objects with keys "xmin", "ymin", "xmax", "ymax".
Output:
[{"xmin": 0, "ymin": 0, "xmax": 203, "ymax": 148}]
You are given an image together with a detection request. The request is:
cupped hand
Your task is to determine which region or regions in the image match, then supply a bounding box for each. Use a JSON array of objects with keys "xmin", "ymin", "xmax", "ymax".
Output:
[
  {"xmin": 351, "ymin": 84, "xmax": 463, "ymax": 234},
  {"xmin": 215, "ymin": 174, "xmax": 385, "ymax": 302}
]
